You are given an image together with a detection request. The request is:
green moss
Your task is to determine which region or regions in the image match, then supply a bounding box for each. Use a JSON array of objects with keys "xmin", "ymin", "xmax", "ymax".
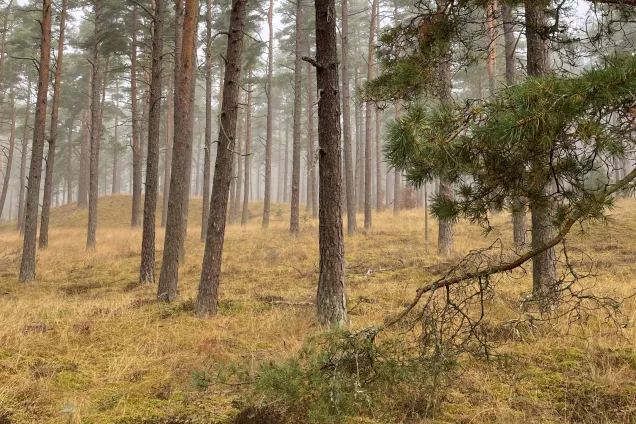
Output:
[{"xmin": 54, "ymin": 370, "xmax": 91, "ymax": 390}]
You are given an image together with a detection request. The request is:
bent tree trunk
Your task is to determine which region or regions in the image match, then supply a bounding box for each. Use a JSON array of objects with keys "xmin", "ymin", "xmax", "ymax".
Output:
[
  {"xmin": 196, "ymin": 0, "xmax": 248, "ymax": 317},
  {"xmin": 139, "ymin": 0, "xmax": 165, "ymax": 284},
  {"xmin": 40, "ymin": 0, "xmax": 68, "ymax": 249},
  {"xmin": 19, "ymin": 0, "xmax": 52, "ymax": 282},
  {"xmin": 313, "ymin": 0, "xmax": 348, "ymax": 326}
]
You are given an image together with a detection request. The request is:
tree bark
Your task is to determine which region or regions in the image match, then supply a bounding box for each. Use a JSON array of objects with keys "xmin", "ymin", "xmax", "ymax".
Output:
[
  {"xmin": 131, "ymin": 6, "xmax": 142, "ymax": 227},
  {"xmin": 234, "ymin": 93, "xmax": 243, "ymax": 219},
  {"xmin": 201, "ymin": 0, "xmax": 213, "ymax": 241},
  {"xmin": 139, "ymin": 0, "xmax": 165, "ymax": 284},
  {"xmin": 0, "ymin": 1, "xmax": 13, "ymax": 91},
  {"xmin": 19, "ymin": 0, "xmax": 52, "ymax": 281},
  {"xmin": 39, "ymin": 0, "xmax": 67, "ymax": 249},
  {"xmin": 525, "ymin": 0, "xmax": 556, "ymax": 302},
  {"xmin": 157, "ymin": 0, "xmax": 197, "ymax": 303},
  {"xmin": 487, "ymin": 0, "xmax": 497, "ymax": 96},
  {"xmin": 290, "ymin": 0, "xmax": 302, "ymax": 233},
  {"xmin": 262, "ymin": 0, "xmax": 274, "ymax": 228},
  {"xmin": 196, "ymin": 0, "xmax": 247, "ymax": 316},
  {"xmin": 341, "ymin": 0, "xmax": 357, "ymax": 235},
  {"xmin": 283, "ymin": 109, "xmax": 289, "ymax": 203},
  {"xmin": 306, "ymin": 57, "xmax": 317, "ymax": 219},
  {"xmin": 161, "ymin": 76, "xmax": 173, "ymax": 227},
  {"xmin": 313, "ymin": 0, "xmax": 348, "ymax": 326},
  {"xmin": 78, "ymin": 75, "xmax": 90, "ymax": 209},
  {"xmin": 0, "ymin": 90, "xmax": 15, "ymax": 219},
  {"xmin": 242, "ymin": 68, "xmax": 253, "ymax": 226},
  {"xmin": 364, "ymin": 0, "xmax": 378, "ymax": 229},
  {"xmin": 17, "ymin": 78, "xmax": 31, "ymax": 233}
]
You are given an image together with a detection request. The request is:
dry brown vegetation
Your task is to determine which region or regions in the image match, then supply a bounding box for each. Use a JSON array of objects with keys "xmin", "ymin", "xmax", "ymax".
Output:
[{"xmin": 1, "ymin": 195, "xmax": 636, "ymax": 423}]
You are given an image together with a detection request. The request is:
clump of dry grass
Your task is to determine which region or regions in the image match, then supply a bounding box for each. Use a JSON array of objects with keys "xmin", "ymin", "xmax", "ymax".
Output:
[{"xmin": 0, "ymin": 196, "xmax": 635, "ymax": 423}]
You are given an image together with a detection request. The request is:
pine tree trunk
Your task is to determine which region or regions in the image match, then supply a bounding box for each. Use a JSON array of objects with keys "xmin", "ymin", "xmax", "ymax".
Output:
[
  {"xmin": 290, "ymin": 0, "xmax": 302, "ymax": 233},
  {"xmin": 502, "ymin": 2, "xmax": 526, "ymax": 248},
  {"xmin": 262, "ymin": 0, "xmax": 274, "ymax": 228},
  {"xmin": 66, "ymin": 119, "xmax": 72, "ymax": 204},
  {"xmin": 435, "ymin": 0, "xmax": 454, "ymax": 256},
  {"xmin": 313, "ymin": 0, "xmax": 348, "ymax": 326},
  {"xmin": 487, "ymin": 0, "xmax": 497, "ymax": 96},
  {"xmin": 196, "ymin": 0, "xmax": 247, "ymax": 316},
  {"xmin": 0, "ymin": 1, "xmax": 13, "ymax": 89},
  {"xmin": 112, "ymin": 111, "xmax": 119, "ymax": 194},
  {"xmin": 161, "ymin": 76, "xmax": 173, "ymax": 227},
  {"xmin": 525, "ymin": 0, "xmax": 556, "ymax": 303},
  {"xmin": 139, "ymin": 0, "xmax": 165, "ymax": 284},
  {"xmin": 393, "ymin": 97, "xmax": 401, "ymax": 216},
  {"xmin": 39, "ymin": 0, "xmax": 67, "ymax": 249},
  {"xmin": 78, "ymin": 76, "xmax": 90, "ymax": 209},
  {"xmin": 17, "ymin": 78, "xmax": 31, "ymax": 233},
  {"xmin": 157, "ymin": 0, "xmax": 196, "ymax": 303},
  {"xmin": 283, "ymin": 111, "xmax": 289, "ymax": 203},
  {"xmin": 354, "ymin": 64, "xmax": 364, "ymax": 213},
  {"xmin": 341, "ymin": 0, "xmax": 356, "ymax": 235},
  {"xmin": 86, "ymin": 12, "xmax": 104, "ymax": 251},
  {"xmin": 19, "ymin": 0, "xmax": 52, "ymax": 281},
  {"xmin": 241, "ymin": 68, "xmax": 253, "ymax": 226},
  {"xmin": 234, "ymin": 94, "xmax": 243, "ymax": 218},
  {"xmin": 306, "ymin": 58, "xmax": 317, "ymax": 219},
  {"xmin": 375, "ymin": 106, "xmax": 382, "ymax": 212},
  {"xmin": 0, "ymin": 91, "xmax": 15, "ymax": 219},
  {"xmin": 130, "ymin": 6, "xmax": 142, "ymax": 227},
  {"xmin": 201, "ymin": 0, "xmax": 213, "ymax": 241},
  {"xmin": 364, "ymin": 0, "xmax": 378, "ymax": 229}
]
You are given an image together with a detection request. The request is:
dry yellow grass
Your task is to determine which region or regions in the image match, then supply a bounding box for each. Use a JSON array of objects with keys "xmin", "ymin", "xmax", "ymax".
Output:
[{"xmin": 0, "ymin": 195, "xmax": 635, "ymax": 423}]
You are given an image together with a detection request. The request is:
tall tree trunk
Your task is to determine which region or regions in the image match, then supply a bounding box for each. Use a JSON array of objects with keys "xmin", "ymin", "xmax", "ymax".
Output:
[
  {"xmin": 0, "ymin": 1, "xmax": 13, "ymax": 92},
  {"xmin": 341, "ymin": 0, "xmax": 356, "ymax": 235},
  {"xmin": 201, "ymin": 0, "xmax": 213, "ymax": 241},
  {"xmin": 162, "ymin": 76, "xmax": 173, "ymax": 227},
  {"xmin": 17, "ymin": 78, "xmax": 32, "ymax": 233},
  {"xmin": 355, "ymin": 64, "xmax": 364, "ymax": 213},
  {"xmin": 525, "ymin": 0, "xmax": 555, "ymax": 303},
  {"xmin": 502, "ymin": 2, "xmax": 526, "ymax": 248},
  {"xmin": 131, "ymin": 6, "xmax": 141, "ymax": 227},
  {"xmin": 19, "ymin": 0, "xmax": 52, "ymax": 281},
  {"xmin": 283, "ymin": 110, "xmax": 289, "ymax": 203},
  {"xmin": 306, "ymin": 57, "xmax": 317, "ymax": 219},
  {"xmin": 78, "ymin": 75, "xmax": 90, "ymax": 208},
  {"xmin": 39, "ymin": 0, "xmax": 67, "ymax": 249},
  {"xmin": 262, "ymin": 0, "xmax": 274, "ymax": 228},
  {"xmin": 435, "ymin": 0, "xmax": 454, "ymax": 257},
  {"xmin": 157, "ymin": 0, "xmax": 196, "ymax": 303},
  {"xmin": 487, "ymin": 0, "xmax": 497, "ymax": 96},
  {"xmin": 290, "ymin": 0, "xmax": 302, "ymax": 233},
  {"xmin": 139, "ymin": 0, "xmax": 165, "ymax": 284},
  {"xmin": 313, "ymin": 0, "xmax": 348, "ymax": 326},
  {"xmin": 393, "ymin": 100, "xmax": 401, "ymax": 215},
  {"xmin": 112, "ymin": 109, "xmax": 119, "ymax": 193},
  {"xmin": 196, "ymin": 0, "xmax": 247, "ymax": 316},
  {"xmin": 66, "ymin": 118, "xmax": 73, "ymax": 203},
  {"xmin": 241, "ymin": 68, "xmax": 253, "ymax": 226},
  {"xmin": 234, "ymin": 92, "xmax": 243, "ymax": 218},
  {"xmin": 375, "ymin": 106, "xmax": 382, "ymax": 212},
  {"xmin": 0, "ymin": 90, "xmax": 15, "ymax": 218},
  {"xmin": 364, "ymin": 0, "xmax": 378, "ymax": 229}
]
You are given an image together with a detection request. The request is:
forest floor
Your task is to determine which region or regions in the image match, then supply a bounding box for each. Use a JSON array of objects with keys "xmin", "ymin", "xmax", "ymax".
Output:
[{"xmin": 1, "ymin": 195, "xmax": 636, "ymax": 423}]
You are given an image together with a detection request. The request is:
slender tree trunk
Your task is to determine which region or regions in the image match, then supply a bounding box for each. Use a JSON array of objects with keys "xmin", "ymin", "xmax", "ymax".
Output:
[
  {"xmin": 276, "ymin": 123, "xmax": 282, "ymax": 204},
  {"xmin": 0, "ymin": 90, "xmax": 15, "ymax": 219},
  {"xmin": 112, "ymin": 111, "xmax": 119, "ymax": 193},
  {"xmin": 234, "ymin": 93, "xmax": 243, "ymax": 218},
  {"xmin": 306, "ymin": 57, "xmax": 317, "ymax": 219},
  {"xmin": 17, "ymin": 79, "xmax": 32, "ymax": 233},
  {"xmin": 0, "ymin": 1, "xmax": 13, "ymax": 91},
  {"xmin": 364, "ymin": 0, "xmax": 378, "ymax": 229},
  {"xmin": 525, "ymin": 0, "xmax": 556, "ymax": 303},
  {"xmin": 39, "ymin": 0, "xmax": 67, "ymax": 249},
  {"xmin": 262, "ymin": 0, "xmax": 274, "ymax": 228},
  {"xmin": 162, "ymin": 76, "xmax": 173, "ymax": 227},
  {"xmin": 355, "ymin": 64, "xmax": 364, "ymax": 213},
  {"xmin": 341, "ymin": 0, "xmax": 356, "ymax": 235},
  {"xmin": 66, "ymin": 119, "xmax": 72, "ymax": 203},
  {"xmin": 375, "ymin": 105, "xmax": 382, "ymax": 212},
  {"xmin": 131, "ymin": 6, "xmax": 142, "ymax": 227},
  {"xmin": 283, "ymin": 111, "xmax": 289, "ymax": 203},
  {"xmin": 19, "ymin": 0, "xmax": 52, "ymax": 281},
  {"xmin": 313, "ymin": 0, "xmax": 348, "ymax": 326},
  {"xmin": 393, "ymin": 100, "xmax": 401, "ymax": 215},
  {"xmin": 487, "ymin": 0, "xmax": 497, "ymax": 96},
  {"xmin": 86, "ymin": 28, "xmax": 105, "ymax": 251},
  {"xmin": 502, "ymin": 2, "xmax": 526, "ymax": 248},
  {"xmin": 196, "ymin": 0, "xmax": 247, "ymax": 316},
  {"xmin": 290, "ymin": 0, "xmax": 302, "ymax": 233},
  {"xmin": 78, "ymin": 75, "xmax": 90, "ymax": 208},
  {"xmin": 139, "ymin": 0, "xmax": 165, "ymax": 284},
  {"xmin": 201, "ymin": 0, "xmax": 213, "ymax": 241},
  {"xmin": 241, "ymin": 68, "xmax": 253, "ymax": 226},
  {"xmin": 157, "ymin": 0, "xmax": 196, "ymax": 303}
]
